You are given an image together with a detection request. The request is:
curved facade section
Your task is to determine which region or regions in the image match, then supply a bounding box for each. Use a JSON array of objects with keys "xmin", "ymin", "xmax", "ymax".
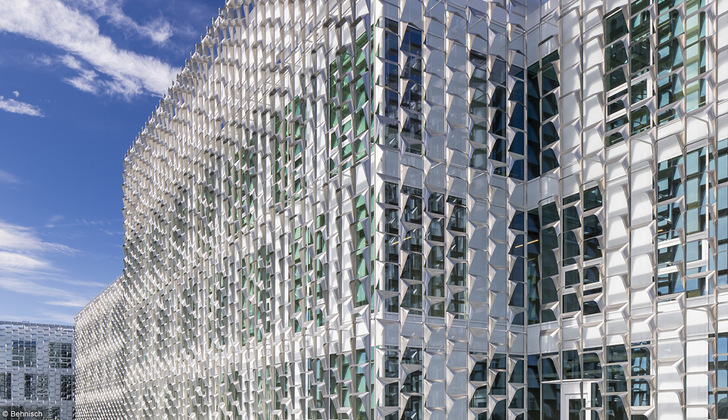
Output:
[{"xmin": 74, "ymin": 280, "xmax": 128, "ymax": 419}]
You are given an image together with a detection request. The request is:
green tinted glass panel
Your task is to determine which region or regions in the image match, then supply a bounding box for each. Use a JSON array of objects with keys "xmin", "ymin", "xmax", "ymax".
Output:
[
  {"xmin": 685, "ymin": 12, "xmax": 705, "ymax": 46},
  {"xmin": 630, "ymin": 107, "xmax": 651, "ymax": 134},
  {"xmin": 631, "ymin": 80, "xmax": 648, "ymax": 102},
  {"xmin": 658, "ymin": 0, "xmax": 677, "ymax": 13},
  {"xmin": 631, "ymin": 0, "xmax": 649, "ymax": 14},
  {"xmin": 631, "ymin": 11, "xmax": 651, "ymax": 41},
  {"xmin": 630, "ymin": 39, "xmax": 651, "ymax": 75},
  {"xmin": 606, "ymin": 42, "xmax": 628, "ymax": 71},
  {"xmin": 686, "ymin": 40, "xmax": 706, "ymax": 79},
  {"xmin": 606, "ymin": 69, "xmax": 627, "ymax": 91},
  {"xmin": 657, "ymin": 10, "xmax": 683, "ymax": 44},
  {"xmin": 686, "ymin": 79, "xmax": 706, "ymax": 111},
  {"xmin": 606, "ymin": 132, "xmax": 624, "ymax": 146},
  {"xmin": 657, "ymin": 74, "xmax": 683, "ymax": 108},
  {"xmin": 605, "ymin": 11, "xmax": 629, "ymax": 44}
]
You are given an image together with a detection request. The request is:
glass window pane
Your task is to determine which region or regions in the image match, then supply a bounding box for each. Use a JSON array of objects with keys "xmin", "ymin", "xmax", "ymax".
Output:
[
  {"xmin": 631, "ymin": 379, "xmax": 650, "ymax": 406},
  {"xmin": 542, "ymin": 357, "xmax": 559, "ymax": 380},
  {"xmin": 563, "ymin": 350, "xmax": 581, "ymax": 380},
  {"xmin": 563, "ymin": 294, "xmax": 580, "ymax": 313},
  {"xmin": 583, "ymin": 353, "xmax": 602, "ymax": 378},
  {"xmin": 686, "ymin": 79, "xmax": 706, "ymax": 111},
  {"xmin": 657, "ymin": 271, "xmax": 684, "ymax": 295},
  {"xmin": 630, "ymin": 80, "xmax": 648, "ymax": 102},
  {"xmin": 717, "ymin": 391, "xmax": 728, "ymax": 419},
  {"xmin": 631, "ymin": 347, "xmax": 650, "ymax": 376},
  {"xmin": 630, "ymin": 106, "xmax": 651, "ymax": 134},
  {"xmin": 605, "ymin": 11, "xmax": 629, "ymax": 44},
  {"xmin": 607, "ymin": 365, "xmax": 627, "ymax": 392},
  {"xmin": 630, "ymin": 39, "xmax": 651, "ymax": 76},
  {"xmin": 607, "ymin": 345, "xmax": 628, "ymax": 363},
  {"xmin": 565, "ymin": 269, "xmax": 580, "ymax": 286},
  {"xmin": 470, "ymin": 360, "xmax": 488, "ymax": 382},
  {"xmin": 657, "ymin": 74, "xmax": 682, "ymax": 108},
  {"xmin": 584, "ymin": 266, "xmax": 600, "ymax": 284}
]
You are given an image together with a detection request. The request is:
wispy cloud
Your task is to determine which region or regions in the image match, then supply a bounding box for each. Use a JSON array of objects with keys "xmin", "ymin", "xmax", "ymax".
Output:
[
  {"xmin": 0, "ymin": 0, "xmax": 179, "ymax": 97},
  {"xmin": 44, "ymin": 215, "xmax": 64, "ymax": 228},
  {"xmin": 0, "ymin": 277, "xmax": 88, "ymax": 307},
  {"xmin": 0, "ymin": 220, "xmax": 92, "ymax": 317},
  {"xmin": 65, "ymin": 68, "xmax": 100, "ymax": 94},
  {"xmin": 12, "ymin": 90, "xmax": 19, "ymax": 97},
  {"xmin": 40, "ymin": 55, "xmax": 100, "ymax": 94},
  {"xmin": 0, "ymin": 220, "xmax": 75, "ymax": 257},
  {"xmin": 0, "ymin": 96, "xmax": 43, "ymax": 117},
  {"xmin": 60, "ymin": 54, "xmax": 82, "ymax": 70},
  {"xmin": 0, "ymin": 220, "xmax": 76, "ymax": 285},
  {"xmin": 68, "ymin": 0, "xmax": 173, "ymax": 45},
  {"xmin": 0, "ymin": 251, "xmax": 49, "ymax": 272},
  {"xmin": 0, "ymin": 169, "xmax": 19, "ymax": 184}
]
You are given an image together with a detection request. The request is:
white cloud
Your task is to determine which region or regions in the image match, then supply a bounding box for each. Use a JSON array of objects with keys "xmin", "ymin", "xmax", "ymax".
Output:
[
  {"xmin": 68, "ymin": 0, "xmax": 174, "ymax": 45},
  {"xmin": 60, "ymin": 54, "xmax": 83, "ymax": 70},
  {"xmin": 51, "ymin": 55, "xmax": 102, "ymax": 94},
  {"xmin": 139, "ymin": 18, "xmax": 173, "ymax": 45},
  {"xmin": 12, "ymin": 90, "xmax": 19, "ymax": 97},
  {"xmin": 0, "ymin": 220, "xmax": 74, "ymax": 256},
  {"xmin": 34, "ymin": 54, "xmax": 55, "ymax": 67},
  {"xmin": 0, "ymin": 0, "xmax": 179, "ymax": 97},
  {"xmin": 65, "ymin": 69, "xmax": 100, "ymax": 94},
  {"xmin": 0, "ymin": 221, "xmax": 92, "ymax": 315},
  {"xmin": 0, "ymin": 277, "xmax": 89, "ymax": 308},
  {"xmin": 0, "ymin": 169, "xmax": 19, "ymax": 184},
  {"xmin": 0, "ymin": 96, "xmax": 43, "ymax": 117},
  {"xmin": 0, "ymin": 251, "xmax": 49, "ymax": 272}
]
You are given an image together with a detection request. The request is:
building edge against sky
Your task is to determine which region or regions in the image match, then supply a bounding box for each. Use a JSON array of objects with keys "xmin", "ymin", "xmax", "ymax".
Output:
[{"xmin": 75, "ymin": 0, "xmax": 728, "ymax": 419}]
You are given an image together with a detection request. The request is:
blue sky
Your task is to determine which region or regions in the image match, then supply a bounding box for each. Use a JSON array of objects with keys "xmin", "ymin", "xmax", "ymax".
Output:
[{"xmin": 0, "ymin": 0, "xmax": 223, "ymax": 324}]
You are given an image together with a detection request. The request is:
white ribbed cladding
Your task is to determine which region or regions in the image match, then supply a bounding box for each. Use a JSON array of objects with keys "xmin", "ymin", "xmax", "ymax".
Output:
[
  {"xmin": 74, "ymin": 0, "xmax": 728, "ymax": 419},
  {"xmin": 74, "ymin": 280, "xmax": 127, "ymax": 419}
]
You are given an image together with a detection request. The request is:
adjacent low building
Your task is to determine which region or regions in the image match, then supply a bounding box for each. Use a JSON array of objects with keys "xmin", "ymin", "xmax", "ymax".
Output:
[
  {"xmin": 75, "ymin": 0, "xmax": 728, "ymax": 419},
  {"xmin": 0, "ymin": 322, "xmax": 75, "ymax": 420}
]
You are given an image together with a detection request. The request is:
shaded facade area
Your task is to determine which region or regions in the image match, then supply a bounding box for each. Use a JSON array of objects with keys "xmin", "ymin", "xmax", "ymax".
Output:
[{"xmin": 75, "ymin": 0, "xmax": 728, "ymax": 419}]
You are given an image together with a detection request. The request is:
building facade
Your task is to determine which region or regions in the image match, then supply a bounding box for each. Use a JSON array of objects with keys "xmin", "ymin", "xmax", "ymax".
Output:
[
  {"xmin": 75, "ymin": 0, "xmax": 728, "ymax": 419},
  {"xmin": 0, "ymin": 322, "xmax": 75, "ymax": 420}
]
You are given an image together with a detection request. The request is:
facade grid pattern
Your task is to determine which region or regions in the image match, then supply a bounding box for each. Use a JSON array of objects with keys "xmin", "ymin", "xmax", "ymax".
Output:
[
  {"xmin": 0, "ymin": 322, "xmax": 75, "ymax": 420},
  {"xmin": 74, "ymin": 0, "xmax": 728, "ymax": 419}
]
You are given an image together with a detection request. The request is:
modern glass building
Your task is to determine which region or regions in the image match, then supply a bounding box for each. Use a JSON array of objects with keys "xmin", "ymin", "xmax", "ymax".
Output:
[
  {"xmin": 74, "ymin": 0, "xmax": 728, "ymax": 419},
  {"xmin": 0, "ymin": 322, "xmax": 75, "ymax": 420}
]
